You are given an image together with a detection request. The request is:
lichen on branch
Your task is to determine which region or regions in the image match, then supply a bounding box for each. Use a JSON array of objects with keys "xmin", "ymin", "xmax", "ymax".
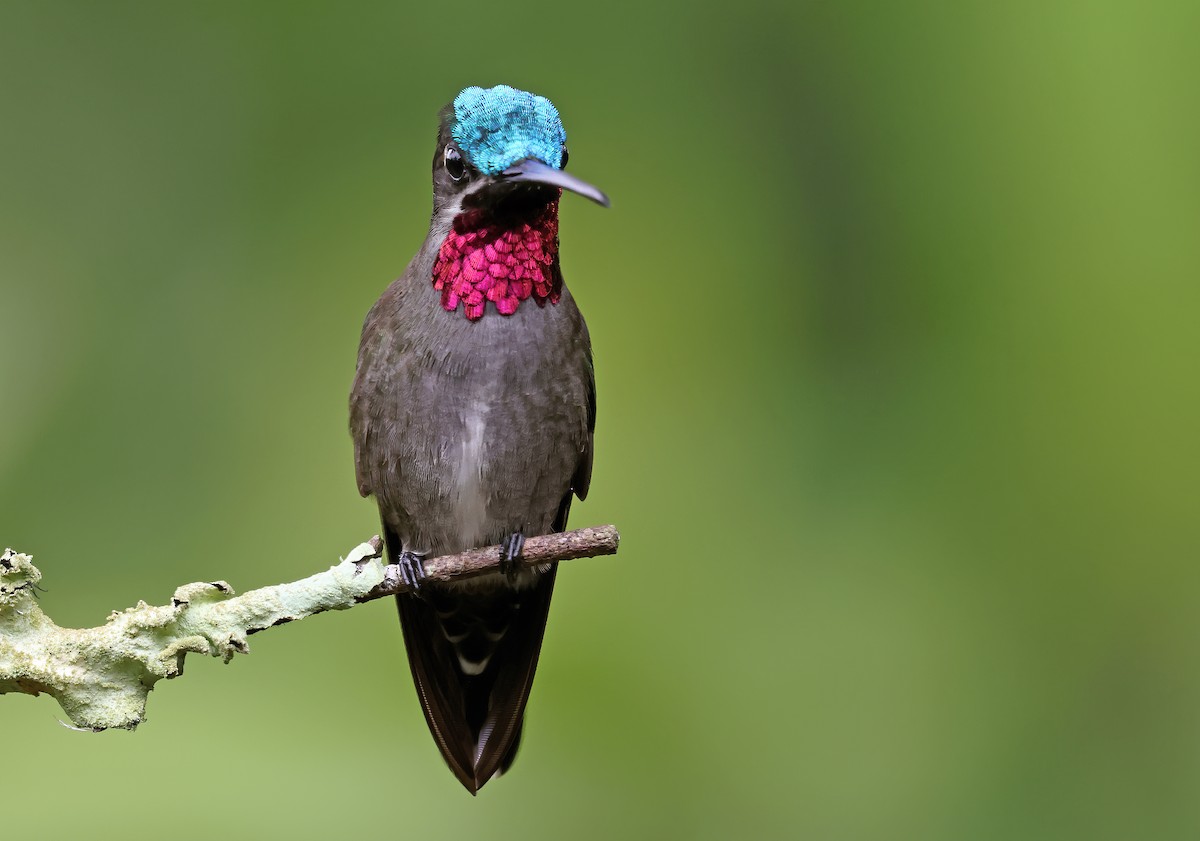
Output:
[{"xmin": 0, "ymin": 525, "xmax": 618, "ymax": 731}]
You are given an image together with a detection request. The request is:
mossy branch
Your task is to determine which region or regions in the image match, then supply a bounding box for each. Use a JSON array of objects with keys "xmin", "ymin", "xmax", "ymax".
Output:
[{"xmin": 0, "ymin": 525, "xmax": 619, "ymax": 731}]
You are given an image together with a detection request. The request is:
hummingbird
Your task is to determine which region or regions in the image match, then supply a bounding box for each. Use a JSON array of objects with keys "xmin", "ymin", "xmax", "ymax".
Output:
[{"xmin": 349, "ymin": 85, "xmax": 608, "ymax": 794}]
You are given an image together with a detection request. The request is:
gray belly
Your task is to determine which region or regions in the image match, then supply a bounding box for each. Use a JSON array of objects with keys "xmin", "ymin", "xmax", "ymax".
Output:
[{"xmin": 385, "ymin": 384, "xmax": 579, "ymax": 558}]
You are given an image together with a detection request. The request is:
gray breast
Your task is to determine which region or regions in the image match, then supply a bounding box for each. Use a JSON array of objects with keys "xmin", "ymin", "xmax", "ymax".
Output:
[{"xmin": 352, "ymin": 277, "xmax": 591, "ymax": 561}]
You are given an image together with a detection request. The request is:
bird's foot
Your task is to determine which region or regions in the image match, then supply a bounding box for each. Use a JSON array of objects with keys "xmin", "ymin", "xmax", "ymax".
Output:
[
  {"xmin": 499, "ymin": 532, "xmax": 525, "ymax": 583},
  {"xmin": 395, "ymin": 550, "xmax": 427, "ymax": 592}
]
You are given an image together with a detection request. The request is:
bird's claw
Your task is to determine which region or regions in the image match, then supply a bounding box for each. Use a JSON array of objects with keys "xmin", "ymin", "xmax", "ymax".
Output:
[
  {"xmin": 396, "ymin": 550, "xmax": 427, "ymax": 592},
  {"xmin": 499, "ymin": 532, "xmax": 525, "ymax": 583}
]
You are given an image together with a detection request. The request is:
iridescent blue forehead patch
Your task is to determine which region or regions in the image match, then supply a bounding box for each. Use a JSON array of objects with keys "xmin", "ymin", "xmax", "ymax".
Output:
[{"xmin": 451, "ymin": 85, "xmax": 566, "ymax": 175}]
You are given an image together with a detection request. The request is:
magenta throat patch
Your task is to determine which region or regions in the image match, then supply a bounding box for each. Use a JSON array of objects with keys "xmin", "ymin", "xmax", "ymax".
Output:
[{"xmin": 433, "ymin": 202, "xmax": 562, "ymax": 321}]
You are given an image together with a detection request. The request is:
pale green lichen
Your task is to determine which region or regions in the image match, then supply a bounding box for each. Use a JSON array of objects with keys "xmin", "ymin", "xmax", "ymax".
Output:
[{"xmin": 0, "ymin": 543, "xmax": 385, "ymax": 730}]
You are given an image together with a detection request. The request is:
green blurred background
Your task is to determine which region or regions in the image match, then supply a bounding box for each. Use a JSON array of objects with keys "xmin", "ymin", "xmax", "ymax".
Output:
[{"xmin": 1, "ymin": 1, "xmax": 1197, "ymax": 838}]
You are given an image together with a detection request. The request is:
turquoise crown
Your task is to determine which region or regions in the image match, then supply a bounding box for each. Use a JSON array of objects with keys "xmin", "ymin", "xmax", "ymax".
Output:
[{"xmin": 451, "ymin": 85, "xmax": 566, "ymax": 176}]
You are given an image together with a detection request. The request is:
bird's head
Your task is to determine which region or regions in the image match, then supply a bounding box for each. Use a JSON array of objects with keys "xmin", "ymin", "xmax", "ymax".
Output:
[
  {"xmin": 432, "ymin": 85, "xmax": 609, "ymax": 221},
  {"xmin": 428, "ymin": 86, "xmax": 607, "ymax": 321}
]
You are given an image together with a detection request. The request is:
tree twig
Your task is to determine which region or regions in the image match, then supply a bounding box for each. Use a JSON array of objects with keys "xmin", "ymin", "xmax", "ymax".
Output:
[{"xmin": 0, "ymin": 525, "xmax": 619, "ymax": 732}]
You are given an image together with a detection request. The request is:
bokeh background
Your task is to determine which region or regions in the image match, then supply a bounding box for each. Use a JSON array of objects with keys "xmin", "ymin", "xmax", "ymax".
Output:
[{"xmin": 1, "ymin": 2, "xmax": 1197, "ymax": 839}]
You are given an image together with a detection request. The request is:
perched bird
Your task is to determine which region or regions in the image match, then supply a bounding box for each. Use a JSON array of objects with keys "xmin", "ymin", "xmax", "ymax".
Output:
[{"xmin": 349, "ymin": 85, "xmax": 608, "ymax": 794}]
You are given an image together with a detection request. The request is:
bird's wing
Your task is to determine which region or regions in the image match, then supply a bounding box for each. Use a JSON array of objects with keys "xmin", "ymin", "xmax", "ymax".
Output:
[
  {"xmin": 571, "ymin": 346, "xmax": 596, "ymax": 502},
  {"xmin": 552, "ymin": 341, "xmax": 595, "ymax": 532},
  {"xmin": 352, "ymin": 435, "xmax": 371, "ymax": 498},
  {"xmin": 349, "ymin": 295, "xmax": 397, "ymax": 499}
]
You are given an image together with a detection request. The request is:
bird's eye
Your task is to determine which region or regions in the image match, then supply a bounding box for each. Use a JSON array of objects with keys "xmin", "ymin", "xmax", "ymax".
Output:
[
  {"xmin": 560, "ymin": 146, "xmax": 569, "ymax": 169},
  {"xmin": 444, "ymin": 146, "xmax": 466, "ymax": 181}
]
